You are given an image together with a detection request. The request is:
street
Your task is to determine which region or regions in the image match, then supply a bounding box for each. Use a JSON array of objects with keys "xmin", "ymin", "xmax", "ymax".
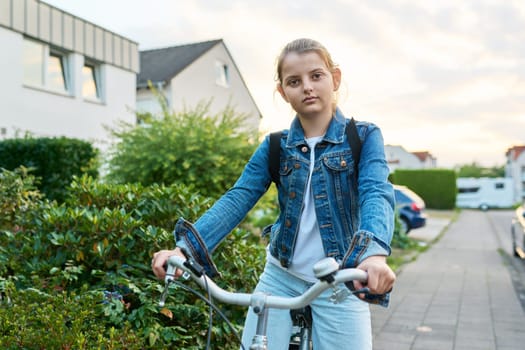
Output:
[{"xmin": 372, "ymin": 209, "xmax": 525, "ymax": 350}]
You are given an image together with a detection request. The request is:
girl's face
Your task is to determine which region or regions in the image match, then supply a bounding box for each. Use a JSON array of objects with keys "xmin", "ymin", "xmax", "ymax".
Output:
[{"xmin": 277, "ymin": 51, "xmax": 341, "ymax": 120}]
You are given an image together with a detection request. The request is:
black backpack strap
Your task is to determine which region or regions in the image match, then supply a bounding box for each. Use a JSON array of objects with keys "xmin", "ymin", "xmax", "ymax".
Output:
[
  {"xmin": 346, "ymin": 118, "xmax": 361, "ymax": 176},
  {"xmin": 269, "ymin": 131, "xmax": 282, "ymax": 186}
]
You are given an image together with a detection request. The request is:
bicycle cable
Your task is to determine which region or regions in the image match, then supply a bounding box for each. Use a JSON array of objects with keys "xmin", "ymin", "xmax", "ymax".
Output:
[
  {"xmin": 204, "ymin": 275, "xmax": 213, "ymax": 350},
  {"xmin": 170, "ymin": 278, "xmax": 246, "ymax": 350}
]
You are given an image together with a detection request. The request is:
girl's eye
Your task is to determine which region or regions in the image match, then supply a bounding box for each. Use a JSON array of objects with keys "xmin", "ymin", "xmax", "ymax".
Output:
[
  {"xmin": 312, "ymin": 72, "xmax": 323, "ymax": 80},
  {"xmin": 287, "ymin": 79, "xmax": 300, "ymax": 86}
]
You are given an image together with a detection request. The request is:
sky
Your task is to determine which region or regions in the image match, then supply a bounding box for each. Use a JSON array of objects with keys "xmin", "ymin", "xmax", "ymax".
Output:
[{"xmin": 44, "ymin": 0, "xmax": 525, "ymax": 168}]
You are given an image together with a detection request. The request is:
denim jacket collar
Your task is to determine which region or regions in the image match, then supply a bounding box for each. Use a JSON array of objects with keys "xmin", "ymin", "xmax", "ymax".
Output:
[{"xmin": 286, "ymin": 108, "xmax": 347, "ymax": 148}]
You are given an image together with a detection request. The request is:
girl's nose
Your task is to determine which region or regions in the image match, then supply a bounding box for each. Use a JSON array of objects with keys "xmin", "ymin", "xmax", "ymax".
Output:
[{"xmin": 303, "ymin": 80, "xmax": 313, "ymax": 93}]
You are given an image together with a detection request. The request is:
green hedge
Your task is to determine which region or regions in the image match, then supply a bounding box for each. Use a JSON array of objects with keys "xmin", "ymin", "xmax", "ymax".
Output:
[
  {"xmin": 0, "ymin": 137, "xmax": 98, "ymax": 201},
  {"xmin": 392, "ymin": 169, "xmax": 457, "ymax": 209},
  {"xmin": 0, "ymin": 173, "xmax": 265, "ymax": 349}
]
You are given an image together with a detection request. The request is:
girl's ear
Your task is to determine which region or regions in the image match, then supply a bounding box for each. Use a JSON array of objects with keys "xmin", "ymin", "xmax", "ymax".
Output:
[
  {"xmin": 276, "ymin": 83, "xmax": 289, "ymax": 103},
  {"xmin": 332, "ymin": 68, "xmax": 342, "ymax": 91}
]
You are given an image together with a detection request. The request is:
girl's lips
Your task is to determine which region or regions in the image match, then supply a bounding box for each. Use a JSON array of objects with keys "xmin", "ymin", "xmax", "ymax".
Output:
[{"xmin": 303, "ymin": 96, "xmax": 317, "ymax": 103}]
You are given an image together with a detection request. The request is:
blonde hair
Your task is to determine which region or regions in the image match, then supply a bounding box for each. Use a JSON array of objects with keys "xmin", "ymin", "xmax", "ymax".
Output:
[{"xmin": 276, "ymin": 38, "xmax": 338, "ymax": 84}]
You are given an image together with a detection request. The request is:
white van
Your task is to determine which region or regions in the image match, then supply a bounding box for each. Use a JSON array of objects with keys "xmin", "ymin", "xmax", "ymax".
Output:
[{"xmin": 456, "ymin": 177, "xmax": 515, "ymax": 210}]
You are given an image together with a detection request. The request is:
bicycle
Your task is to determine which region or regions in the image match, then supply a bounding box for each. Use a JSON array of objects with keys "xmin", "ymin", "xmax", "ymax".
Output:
[{"xmin": 158, "ymin": 255, "xmax": 369, "ymax": 350}]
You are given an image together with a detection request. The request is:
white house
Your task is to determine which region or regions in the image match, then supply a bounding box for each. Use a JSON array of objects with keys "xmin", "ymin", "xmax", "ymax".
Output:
[
  {"xmin": 505, "ymin": 145, "xmax": 525, "ymax": 203},
  {"xmin": 136, "ymin": 40, "xmax": 262, "ymax": 132},
  {"xmin": 384, "ymin": 145, "xmax": 437, "ymax": 173},
  {"xmin": 0, "ymin": 0, "xmax": 139, "ymax": 150}
]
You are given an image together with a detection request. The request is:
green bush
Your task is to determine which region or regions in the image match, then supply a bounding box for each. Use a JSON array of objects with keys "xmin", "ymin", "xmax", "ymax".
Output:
[
  {"xmin": 392, "ymin": 169, "xmax": 457, "ymax": 209},
  {"xmin": 0, "ymin": 167, "xmax": 42, "ymax": 231},
  {"xmin": 0, "ymin": 173, "xmax": 265, "ymax": 348},
  {"xmin": 0, "ymin": 137, "xmax": 98, "ymax": 201},
  {"xmin": 0, "ymin": 280, "xmax": 142, "ymax": 349},
  {"xmin": 3, "ymin": 175, "xmax": 212, "ymax": 291},
  {"xmin": 391, "ymin": 210, "xmax": 418, "ymax": 250},
  {"xmin": 106, "ymin": 103, "xmax": 258, "ymax": 199}
]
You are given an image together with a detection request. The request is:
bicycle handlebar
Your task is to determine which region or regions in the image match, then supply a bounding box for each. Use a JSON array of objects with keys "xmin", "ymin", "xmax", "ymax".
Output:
[{"xmin": 162, "ymin": 255, "xmax": 368, "ymax": 310}]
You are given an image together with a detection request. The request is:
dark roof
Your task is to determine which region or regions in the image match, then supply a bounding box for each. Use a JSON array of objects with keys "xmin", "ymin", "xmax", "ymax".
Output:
[{"xmin": 137, "ymin": 39, "xmax": 222, "ymax": 88}]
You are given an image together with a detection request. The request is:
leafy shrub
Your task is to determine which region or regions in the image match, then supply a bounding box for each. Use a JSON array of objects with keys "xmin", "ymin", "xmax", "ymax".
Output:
[
  {"xmin": 0, "ymin": 137, "xmax": 98, "ymax": 201},
  {"xmin": 3, "ymin": 175, "xmax": 212, "ymax": 291},
  {"xmin": 391, "ymin": 211, "xmax": 418, "ymax": 249},
  {"xmin": 0, "ymin": 167, "xmax": 42, "ymax": 230},
  {"xmin": 0, "ymin": 173, "xmax": 266, "ymax": 348},
  {"xmin": 106, "ymin": 103, "xmax": 258, "ymax": 199},
  {"xmin": 0, "ymin": 279, "xmax": 142, "ymax": 349}
]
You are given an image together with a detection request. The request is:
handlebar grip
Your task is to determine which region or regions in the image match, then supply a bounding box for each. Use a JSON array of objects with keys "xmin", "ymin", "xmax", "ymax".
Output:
[{"xmin": 164, "ymin": 255, "xmax": 188, "ymax": 284}]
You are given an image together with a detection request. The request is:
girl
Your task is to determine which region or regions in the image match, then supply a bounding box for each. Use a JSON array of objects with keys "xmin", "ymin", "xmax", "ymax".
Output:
[{"xmin": 152, "ymin": 38, "xmax": 396, "ymax": 349}]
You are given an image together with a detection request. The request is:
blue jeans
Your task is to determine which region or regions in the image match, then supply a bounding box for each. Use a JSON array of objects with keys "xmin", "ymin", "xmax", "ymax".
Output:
[{"xmin": 241, "ymin": 262, "xmax": 372, "ymax": 350}]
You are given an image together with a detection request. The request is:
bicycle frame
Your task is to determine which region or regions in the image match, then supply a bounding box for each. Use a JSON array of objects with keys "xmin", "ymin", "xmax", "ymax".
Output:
[{"xmin": 160, "ymin": 256, "xmax": 368, "ymax": 350}]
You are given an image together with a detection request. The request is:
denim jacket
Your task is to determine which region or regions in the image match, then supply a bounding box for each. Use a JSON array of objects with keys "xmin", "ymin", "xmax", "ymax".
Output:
[{"xmin": 174, "ymin": 109, "xmax": 395, "ymax": 305}]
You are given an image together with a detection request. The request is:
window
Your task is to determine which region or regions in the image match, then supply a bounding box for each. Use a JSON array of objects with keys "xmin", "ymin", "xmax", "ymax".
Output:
[
  {"xmin": 23, "ymin": 39, "xmax": 44, "ymax": 86},
  {"xmin": 82, "ymin": 62, "xmax": 101, "ymax": 101},
  {"xmin": 23, "ymin": 38, "xmax": 70, "ymax": 94},
  {"xmin": 495, "ymin": 182, "xmax": 505, "ymax": 190},
  {"xmin": 215, "ymin": 61, "xmax": 230, "ymax": 87},
  {"xmin": 48, "ymin": 53, "xmax": 67, "ymax": 91},
  {"xmin": 458, "ymin": 187, "xmax": 480, "ymax": 194}
]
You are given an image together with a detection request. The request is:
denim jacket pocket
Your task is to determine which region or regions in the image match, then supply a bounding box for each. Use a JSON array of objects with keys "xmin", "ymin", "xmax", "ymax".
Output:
[
  {"xmin": 277, "ymin": 158, "xmax": 294, "ymax": 189},
  {"xmin": 322, "ymin": 152, "xmax": 355, "ymax": 175},
  {"xmin": 321, "ymin": 152, "xmax": 356, "ymax": 198}
]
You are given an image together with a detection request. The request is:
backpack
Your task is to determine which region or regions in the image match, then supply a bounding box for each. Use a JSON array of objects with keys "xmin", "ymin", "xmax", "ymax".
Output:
[{"xmin": 269, "ymin": 118, "xmax": 362, "ymax": 186}]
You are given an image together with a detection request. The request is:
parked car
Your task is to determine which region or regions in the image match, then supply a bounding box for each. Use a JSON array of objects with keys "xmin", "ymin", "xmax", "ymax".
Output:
[
  {"xmin": 394, "ymin": 185, "xmax": 427, "ymax": 233},
  {"xmin": 511, "ymin": 204, "xmax": 525, "ymax": 259}
]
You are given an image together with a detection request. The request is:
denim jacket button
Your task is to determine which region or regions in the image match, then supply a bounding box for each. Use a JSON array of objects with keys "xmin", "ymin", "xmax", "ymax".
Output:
[
  {"xmin": 285, "ymin": 219, "xmax": 292, "ymax": 227},
  {"xmin": 294, "ymin": 163, "xmax": 300, "ymax": 169},
  {"xmin": 301, "ymin": 146, "xmax": 308, "ymax": 153},
  {"xmin": 290, "ymin": 192, "xmax": 296, "ymax": 199},
  {"xmin": 341, "ymin": 160, "xmax": 347, "ymax": 167}
]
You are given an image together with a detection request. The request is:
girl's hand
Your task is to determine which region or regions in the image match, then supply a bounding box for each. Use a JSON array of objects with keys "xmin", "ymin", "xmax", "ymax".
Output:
[
  {"xmin": 151, "ymin": 247, "xmax": 186, "ymax": 280},
  {"xmin": 354, "ymin": 255, "xmax": 395, "ymax": 297}
]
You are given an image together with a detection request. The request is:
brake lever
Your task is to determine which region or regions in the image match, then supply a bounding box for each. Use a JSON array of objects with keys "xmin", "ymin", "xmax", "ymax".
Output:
[{"xmin": 350, "ymin": 287, "xmax": 370, "ymax": 295}]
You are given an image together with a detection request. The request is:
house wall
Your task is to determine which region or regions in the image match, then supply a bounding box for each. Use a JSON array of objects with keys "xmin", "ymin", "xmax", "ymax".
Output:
[
  {"xmin": 136, "ymin": 43, "xmax": 261, "ymax": 132},
  {"xmin": 136, "ymin": 83, "xmax": 172, "ymax": 117},
  {"xmin": 0, "ymin": 0, "xmax": 138, "ymax": 152},
  {"xmin": 384, "ymin": 145, "xmax": 425, "ymax": 173},
  {"xmin": 171, "ymin": 44, "xmax": 261, "ymax": 131},
  {"xmin": 506, "ymin": 150, "xmax": 525, "ymax": 203}
]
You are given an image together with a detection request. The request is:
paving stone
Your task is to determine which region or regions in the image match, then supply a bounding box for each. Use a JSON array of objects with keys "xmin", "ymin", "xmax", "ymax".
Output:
[{"xmin": 372, "ymin": 211, "xmax": 525, "ymax": 349}]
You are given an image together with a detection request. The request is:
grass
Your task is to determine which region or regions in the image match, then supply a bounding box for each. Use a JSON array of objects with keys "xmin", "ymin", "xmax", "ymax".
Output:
[{"xmin": 388, "ymin": 246, "xmax": 427, "ymax": 272}]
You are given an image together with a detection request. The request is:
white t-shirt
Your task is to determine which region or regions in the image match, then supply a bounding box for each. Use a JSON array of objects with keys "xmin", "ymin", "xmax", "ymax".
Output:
[{"xmin": 268, "ymin": 136, "xmax": 325, "ymax": 282}]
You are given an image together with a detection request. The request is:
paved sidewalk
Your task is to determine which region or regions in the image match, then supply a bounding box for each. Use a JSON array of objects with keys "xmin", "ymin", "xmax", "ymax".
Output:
[
  {"xmin": 372, "ymin": 210, "xmax": 525, "ymax": 349},
  {"xmin": 407, "ymin": 210, "xmax": 454, "ymax": 243}
]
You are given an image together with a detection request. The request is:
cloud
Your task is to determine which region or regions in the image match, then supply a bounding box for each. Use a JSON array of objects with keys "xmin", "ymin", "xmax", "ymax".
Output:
[{"xmin": 43, "ymin": 0, "xmax": 525, "ymax": 166}]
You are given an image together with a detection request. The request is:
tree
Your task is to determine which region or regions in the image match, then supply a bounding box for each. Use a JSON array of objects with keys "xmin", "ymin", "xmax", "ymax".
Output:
[
  {"xmin": 456, "ymin": 162, "xmax": 505, "ymax": 178},
  {"xmin": 106, "ymin": 102, "xmax": 258, "ymax": 199}
]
